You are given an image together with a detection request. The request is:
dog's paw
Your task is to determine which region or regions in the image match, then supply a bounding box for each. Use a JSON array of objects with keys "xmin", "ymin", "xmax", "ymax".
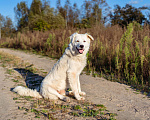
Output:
[
  {"xmin": 62, "ymin": 97, "xmax": 70, "ymax": 102},
  {"xmin": 79, "ymin": 91, "xmax": 86, "ymax": 96},
  {"xmin": 68, "ymin": 91, "xmax": 86, "ymax": 96},
  {"xmin": 68, "ymin": 91, "xmax": 74, "ymax": 96},
  {"xmin": 77, "ymin": 96, "xmax": 85, "ymax": 101}
]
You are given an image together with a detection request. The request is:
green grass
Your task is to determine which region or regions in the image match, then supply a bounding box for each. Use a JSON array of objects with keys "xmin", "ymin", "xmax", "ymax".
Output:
[
  {"xmin": 73, "ymin": 105, "xmax": 82, "ymax": 110},
  {"xmin": 12, "ymin": 79, "xmax": 19, "ymax": 83},
  {"xmin": 14, "ymin": 95, "xmax": 117, "ymax": 119},
  {"xmin": 6, "ymin": 69, "xmax": 14, "ymax": 75},
  {"xmin": 13, "ymin": 97, "xmax": 19, "ymax": 100}
]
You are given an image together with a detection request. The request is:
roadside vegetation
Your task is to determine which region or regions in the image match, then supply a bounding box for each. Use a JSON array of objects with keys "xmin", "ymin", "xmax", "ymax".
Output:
[{"xmin": 1, "ymin": 22, "xmax": 150, "ymax": 93}]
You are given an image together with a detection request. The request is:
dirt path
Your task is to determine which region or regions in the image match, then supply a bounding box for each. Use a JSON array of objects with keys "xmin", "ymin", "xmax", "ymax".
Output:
[
  {"xmin": 0, "ymin": 66, "xmax": 19, "ymax": 120},
  {"xmin": 0, "ymin": 64, "xmax": 38, "ymax": 120},
  {"xmin": 0, "ymin": 48, "xmax": 149, "ymax": 120}
]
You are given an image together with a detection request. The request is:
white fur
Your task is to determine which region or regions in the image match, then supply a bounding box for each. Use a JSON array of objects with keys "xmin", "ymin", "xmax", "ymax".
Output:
[{"xmin": 13, "ymin": 33, "xmax": 94, "ymax": 101}]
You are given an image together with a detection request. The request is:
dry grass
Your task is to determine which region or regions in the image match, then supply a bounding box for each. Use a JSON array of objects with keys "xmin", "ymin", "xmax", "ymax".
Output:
[{"xmin": 0, "ymin": 23, "xmax": 150, "ymax": 92}]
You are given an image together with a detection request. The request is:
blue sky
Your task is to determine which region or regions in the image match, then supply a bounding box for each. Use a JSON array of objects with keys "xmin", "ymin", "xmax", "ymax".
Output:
[{"xmin": 0, "ymin": 0, "xmax": 150, "ymax": 26}]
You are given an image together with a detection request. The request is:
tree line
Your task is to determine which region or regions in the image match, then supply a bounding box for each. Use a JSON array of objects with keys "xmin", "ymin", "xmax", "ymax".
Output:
[
  {"xmin": 0, "ymin": 0, "xmax": 150, "ymax": 37},
  {"xmin": 14, "ymin": 0, "xmax": 110, "ymax": 31}
]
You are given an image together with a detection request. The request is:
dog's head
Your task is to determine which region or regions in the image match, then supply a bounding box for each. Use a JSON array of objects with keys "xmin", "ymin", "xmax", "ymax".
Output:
[{"xmin": 69, "ymin": 33, "xmax": 94, "ymax": 56}]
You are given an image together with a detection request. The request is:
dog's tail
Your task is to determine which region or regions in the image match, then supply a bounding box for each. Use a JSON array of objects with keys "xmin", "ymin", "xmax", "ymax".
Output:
[{"xmin": 13, "ymin": 86, "xmax": 42, "ymax": 98}]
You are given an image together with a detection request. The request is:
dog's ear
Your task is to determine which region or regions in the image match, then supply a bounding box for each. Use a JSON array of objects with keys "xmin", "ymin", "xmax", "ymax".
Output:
[
  {"xmin": 85, "ymin": 33, "xmax": 94, "ymax": 41},
  {"xmin": 70, "ymin": 33, "xmax": 78, "ymax": 42}
]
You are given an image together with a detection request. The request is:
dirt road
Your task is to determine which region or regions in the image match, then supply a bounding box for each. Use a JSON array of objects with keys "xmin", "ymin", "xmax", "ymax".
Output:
[
  {"xmin": 0, "ymin": 63, "xmax": 37, "ymax": 119},
  {"xmin": 0, "ymin": 48, "xmax": 149, "ymax": 120}
]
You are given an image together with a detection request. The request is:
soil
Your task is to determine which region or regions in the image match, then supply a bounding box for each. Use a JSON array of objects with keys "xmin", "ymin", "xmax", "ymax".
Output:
[{"xmin": 0, "ymin": 48, "xmax": 149, "ymax": 120}]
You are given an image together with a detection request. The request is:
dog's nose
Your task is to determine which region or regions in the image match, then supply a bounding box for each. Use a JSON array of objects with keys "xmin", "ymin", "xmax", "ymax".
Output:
[{"xmin": 80, "ymin": 45, "xmax": 84, "ymax": 48}]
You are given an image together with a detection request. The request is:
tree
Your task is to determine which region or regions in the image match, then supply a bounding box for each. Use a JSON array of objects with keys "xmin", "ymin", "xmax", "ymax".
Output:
[
  {"xmin": 139, "ymin": 6, "xmax": 150, "ymax": 24},
  {"xmin": 82, "ymin": 0, "xmax": 92, "ymax": 19},
  {"xmin": 28, "ymin": 0, "xmax": 65, "ymax": 31},
  {"xmin": 73, "ymin": 3, "xmax": 80, "ymax": 26},
  {"xmin": 0, "ymin": 14, "xmax": 14, "ymax": 37},
  {"xmin": 14, "ymin": 1, "xmax": 29, "ymax": 31},
  {"xmin": 91, "ymin": 0, "xmax": 102, "ymax": 25},
  {"xmin": 28, "ymin": 0, "xmax": 45, "ymax": 30},
  {"xmin": 56, "ymin": 0, "xmax": 61, "ymax": 10},
  {"xmin": 14, "ymin": 0, "xmax": 65, "ymax": 31},
  {"xmin": 0, "ymin": 14, "xmax": 4, "ymax": 25},
  {"xmin": 81, "ymin": 0, "xmax": 110, "ymax": 27},
  {"xmin": 64, "ymin": 0, "xmax": 70, "ymax": 27},
  {"xmin": 110, "ymin": 4, "xmax": 146, "ymax": 27},
  {"xmin": 43, "ymin": 8, "xmax": 65, "ymax": 29},
  {"xmin": 68, "ymin": 6, "xmax": 74, "ymax": 27},
  {"xmin": 57, "ymin": 0, "xmax": 74, "ymax": 28},
  {"xmin": 0, "ymin": 14, "xmax": 4, "ymax": 39},
  {"xmin": 3, "ymin": 17, "xmax": 14, "ymax": 36},
  {"xmin": 30, "ymin": 0, "xmax": 42, "ymax": 15}
]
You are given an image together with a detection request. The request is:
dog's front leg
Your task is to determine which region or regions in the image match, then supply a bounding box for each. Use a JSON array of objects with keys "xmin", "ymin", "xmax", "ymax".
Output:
[
  {"xmin": 77, "ymin": 76, "xmax": 86, "ymax": 96},
  {"xmin": 67, "ymin": 71, "xmax": 85, "ymax": 100}
]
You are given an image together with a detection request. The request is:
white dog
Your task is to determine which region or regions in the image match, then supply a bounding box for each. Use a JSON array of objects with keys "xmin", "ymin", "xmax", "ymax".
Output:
[{"xmin": 13, "ymin": 33, "xmax": 94, "ymax": 101}]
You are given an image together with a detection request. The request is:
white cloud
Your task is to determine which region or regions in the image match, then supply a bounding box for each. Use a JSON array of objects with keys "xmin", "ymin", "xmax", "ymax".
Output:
[
  {"xmin": 143, "ymin": 4, "xmax": 150, "ymax": 7},
  {"xmin": 128, "ymin": 0, "xmax": 139, "ymax": 4}
]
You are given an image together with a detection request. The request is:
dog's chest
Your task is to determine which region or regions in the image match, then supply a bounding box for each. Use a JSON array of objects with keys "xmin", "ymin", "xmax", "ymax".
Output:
[{"xmin": 71, "ymin": 57, "xmax": 86, "ymax": 72}]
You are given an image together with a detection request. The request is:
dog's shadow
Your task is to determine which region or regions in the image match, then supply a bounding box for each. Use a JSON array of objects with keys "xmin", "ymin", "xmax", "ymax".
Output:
[{"xmin": 14, "ymin": 67, "xmax": 44, "ymax": 89}]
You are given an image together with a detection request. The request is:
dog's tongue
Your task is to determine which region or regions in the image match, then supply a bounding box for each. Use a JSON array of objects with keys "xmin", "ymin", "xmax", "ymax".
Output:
[{"xmin": 79, "ymin": 49, "xmax": 84, "ymax": 54}]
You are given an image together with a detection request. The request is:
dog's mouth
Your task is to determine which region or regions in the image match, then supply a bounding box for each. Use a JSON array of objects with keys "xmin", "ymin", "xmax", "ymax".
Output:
[{"xmin": 76, "ymin": 47, "xmax": 84, "ymax": 54}]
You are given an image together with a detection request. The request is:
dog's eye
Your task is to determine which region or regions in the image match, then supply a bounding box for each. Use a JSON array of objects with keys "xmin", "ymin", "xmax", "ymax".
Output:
[
  {"xmin": 76, "ymin": 40, "xmax": 79, "ymax": 42},
  {"xmin": 83, "ymin": 40, "xmax": 86, "ymax": 42}
]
